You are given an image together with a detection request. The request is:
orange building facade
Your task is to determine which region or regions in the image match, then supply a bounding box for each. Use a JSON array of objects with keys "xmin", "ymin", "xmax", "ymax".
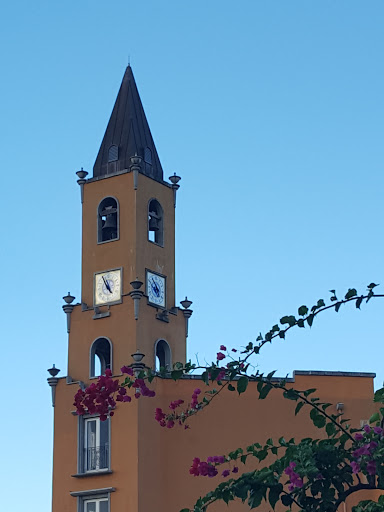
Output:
[{"xmin": 50, "ymin": 67, "xmax": 378, "ymax": 512}]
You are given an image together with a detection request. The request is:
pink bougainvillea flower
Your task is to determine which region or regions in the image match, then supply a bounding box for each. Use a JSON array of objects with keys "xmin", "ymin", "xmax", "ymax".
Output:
[
  {"xmin": 220, "ymin": 345, "xmax": 227, "ymax": 351},
  {"xmin": 217, "ymin": 352, "xmax": 226, "ymax": 361},
  {"xmin": 121, "ymin": 365, "xmax": 134, "ymax": 376}
]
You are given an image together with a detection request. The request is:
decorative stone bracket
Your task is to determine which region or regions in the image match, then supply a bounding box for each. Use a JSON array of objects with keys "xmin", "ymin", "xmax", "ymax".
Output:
[
  {"xmin": 129, "ymin": 279, "xmax": 144, "ymax": 320},
  {"xmin": 130, "ymin": 155, "xmax": 142, "ymax": 190},
  {"xmin": 47, "ymin": 364, "xmax": 60, "ymax": 407},
  {"xmin": 130, "ymin": 350, "xmax": 146, "ymax": 377},
  {"xmin": 76, "ymin": 168, "xmax": 88, "ymax": 203},
  {"xmin": 62, "ymin": 292, "xmax": 75, "ymax": 333},
  {"xmin": 180, "ymin": 297, "xmax": 193, "ymax": 338},
  {"xmin": 169, "ymin": 173, "xmax": 181, "ymax": 207}
]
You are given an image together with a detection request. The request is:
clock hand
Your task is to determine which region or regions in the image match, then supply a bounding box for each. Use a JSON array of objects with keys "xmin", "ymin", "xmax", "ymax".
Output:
[
  {"xmin": 102, "ymin": 275, "xmax": 112, "ymax": 293},
  {"xmin": 151, "ymin": 279, "xmax": 160, "ymax": 297}
]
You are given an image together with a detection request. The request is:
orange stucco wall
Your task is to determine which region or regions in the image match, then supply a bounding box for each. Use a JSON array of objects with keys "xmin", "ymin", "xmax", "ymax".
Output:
[{"xmin": 52, "ymin": 372, "xmax": 378, "ymax": 512}]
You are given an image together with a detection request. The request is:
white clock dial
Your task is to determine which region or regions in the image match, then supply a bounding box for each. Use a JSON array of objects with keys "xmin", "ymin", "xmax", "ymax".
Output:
[
  {"xmin": 147, "ymin": 271, "xmax": 166, "ymax": 308},
  {"xmin": 94, "ymin": 269, "xmax": 122, "ymax": 305}
]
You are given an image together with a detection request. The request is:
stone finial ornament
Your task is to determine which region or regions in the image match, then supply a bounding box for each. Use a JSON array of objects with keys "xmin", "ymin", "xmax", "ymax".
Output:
[
  {"xmin": 62, "ymin": 292, "xmax": 75, "ymax": 333},
  {"xmin": 76, "ymin": 168, "xmax": 88, "ymax": 203},
  {"xmin": 169, "ymin": 173, "xmax": 181, "ymax": 207},
  {"xmin": 47, "ymin": 364, "xmax": 60, "ymax": 407},
  {"xmin": 130, "ymin": 154, "xmax": 142, "ymax": 190},
  {"xmin": 129, "ymin": 279, "xmax": 144, "ymax": 320},
  {"xmin": 180, "ymin": 296, "xmax": 193, "ymax": 337}
]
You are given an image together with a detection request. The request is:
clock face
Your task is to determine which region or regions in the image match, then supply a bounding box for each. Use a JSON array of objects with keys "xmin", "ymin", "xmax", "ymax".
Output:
[
  {"xmin": 94, "ymin": 269, "xmax": 122, "ymax": 305},
  {"xmin": 146, "ymin": 271, "xmax": 166, "ymax": 308}
]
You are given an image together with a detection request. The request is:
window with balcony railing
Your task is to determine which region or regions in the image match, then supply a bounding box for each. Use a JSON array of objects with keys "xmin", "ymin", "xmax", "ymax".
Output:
[{"xmin": 78, "ymin": 416, "xmax": 110, "ymax": 474}]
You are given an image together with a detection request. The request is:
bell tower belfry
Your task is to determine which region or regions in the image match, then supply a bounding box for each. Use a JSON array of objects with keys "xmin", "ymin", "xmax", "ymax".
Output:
[
  {"xmin": 51, "ymin": 67, "xmax": 192, "ymax": 512},
  {"xmin": 67, "ymin": 66, "xmax": 189, "ymax": 381}
]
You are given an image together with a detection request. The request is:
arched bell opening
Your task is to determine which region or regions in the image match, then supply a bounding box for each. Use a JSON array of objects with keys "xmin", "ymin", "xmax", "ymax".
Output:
[
  {"xmin": 98, "ymin": 197, "xmax": 119, "ymax": 243},
  {"xmin": 90, "ymin": 337, "xmax": 113, "ymax": 378},
  {"xmin": 155, "ymin": 339, "xmax": 172, "ymax": 372},
  {"xmin": 148, "ymin": 198, "xmax": 163, "ymax": 246}
]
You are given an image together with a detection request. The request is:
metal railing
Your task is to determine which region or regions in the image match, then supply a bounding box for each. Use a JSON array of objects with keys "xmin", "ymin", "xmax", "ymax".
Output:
[{"xmin": 84, "ymin": 445, "xmax": 109, "ymax": 471}]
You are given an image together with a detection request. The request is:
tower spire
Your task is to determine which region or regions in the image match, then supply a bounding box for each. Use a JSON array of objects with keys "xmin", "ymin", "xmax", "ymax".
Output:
[{"xmin": 93, "ymin": 66, "xmax": 163, "ymax": 182}]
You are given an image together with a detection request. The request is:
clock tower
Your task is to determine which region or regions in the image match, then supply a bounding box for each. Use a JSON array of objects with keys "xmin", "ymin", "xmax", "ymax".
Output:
[{"xmin": 51, "ymin": 66, "xmax": 192, "ymax": 512}]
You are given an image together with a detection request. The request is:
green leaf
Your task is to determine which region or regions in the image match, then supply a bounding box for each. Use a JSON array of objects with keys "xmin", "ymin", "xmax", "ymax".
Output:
[
  {"xmin": 281, "ymin": 494, "xmax": 293, "ymax": 507},
  {"xmin": 317, "ymin": 299, "xmax": 325, "ymax": 307},
  {"xmin": 367, "ymin": 290, "xmax": 374, "ymax": 303},
  {"xmin": 303, "ymin": 388, "xmax": 317, "ymax": 397},
  {"xmin": 256, "ymin": 333, "xmax": 263, "ymax": 341},
  {"xmin": 298, "ymin": 305, "xmax": 308, "ymax": 316},
  {"xmin": 280, "ymin": 315, "xmax": 296, "ymax": 327},
  {"xmin": 228, "ymin": 383, "xmax": 236, "ymax": 391},
  {"xmin": 201, "ymin": 371, "xmax": 209, "ymax": 385},
  {"xmin": 368, "ymin": 282, "xmax": 379, "ymax": 289},
  {"xmin": 310, "ymin": 408, "xmax": 326, "ymax": 428},
  {"xmin": 295, "ymin": 401, "xmax": 305, "ymax": 415},
  {"xmin": 374, "ymin": 387, "xmax": 384, "ymax": 403},
  {"xmin": 345, "ymin": 288, "xmax": 357, "ymax": 299},
  {"xmin": 335, "ymin": 302, "xmax": 342, "ymax": 312},
  {"xmin": 279, "ymin": 331, "xmax": 285, "ymax": 339},
  {"xmin": 307, "ymin": 314, "xmax": 314, "ymax": 327},
  {"xmin": 171, "ymin": 370, "xmax": 183, "ymax": 381},
  {"xmin": 237, "ymin": 376, "xmax": 249, "ymax": 394},
  {"xmin": 283, "ymin": 388, "xmax": 298, "ymax": 401},
  {"xmin": 297, "ymin": 319, "xmax": 305, "ymax": 328},
  {"xmin": 369, "ymin": 412, "xmax": 380, "ymax": 423},
  {"xmin": 268, "ymin": 484, "xmax": 283, "ymax": 509},
  {"xmin": 259, "ymin": 383, "xmax": 272, "ymax": 399},
  {"xmin": 256, "ymin": 449, "xmax": 268, "ymax": 461},
  {"xmin": 356, "ymin": 296, "xmax": 363, "ymax": 309},
  {"xmin": 326, "ymin": 421, "xmax": 337, "ymax": 437}
]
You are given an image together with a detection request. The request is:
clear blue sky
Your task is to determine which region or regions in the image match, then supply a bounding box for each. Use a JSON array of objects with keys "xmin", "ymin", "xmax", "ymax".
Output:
[{"xmin": 1, "ymin": 1, "xmax": 383, "ymax": 510}]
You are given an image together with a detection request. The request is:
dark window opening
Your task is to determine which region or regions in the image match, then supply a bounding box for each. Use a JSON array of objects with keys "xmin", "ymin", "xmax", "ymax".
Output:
[
  {"xmin": 148, "ymin": 199, "xmax": 163, "ymax": 246},
  {"xmin": 108, "ymin": 145, "xmax": 119, "ymax": 162},
  {"xmin": 90, "ymin": 338, "xmax": 112, "ymax": 377},
  {"xmin": 98, "ymin": 197, "xmax": 119, "ymax": 243},
  {"xmin": 144, "ymin": 147, "xmax": 152, "ymax": 165},
  {"xmin": 155, "ymin": 339, "xmax": 171, "ymax": 371}
]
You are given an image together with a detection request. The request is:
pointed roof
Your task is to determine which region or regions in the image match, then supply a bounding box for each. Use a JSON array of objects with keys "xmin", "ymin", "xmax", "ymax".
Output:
[{"xmin": 93, "ymin": 66, "xmax": 163, "ymax": 181}]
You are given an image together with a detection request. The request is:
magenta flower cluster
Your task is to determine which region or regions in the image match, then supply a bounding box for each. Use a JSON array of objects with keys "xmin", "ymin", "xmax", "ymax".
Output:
[
  {"xmin": 284, "ymin": 461, "xmax": 304, "ymax": 491},
  {"xmin": 189, "ymin": 455, "xmax": 239, "ymax": 478},
  {"xmin": 74, "ymin": 367, "xmax": 155, "ymax": 421},
  {"xmin": 74, "ymin": 369, "xmax": 119, "ymax": 421},
  {"xmin": 350, "ymin": 424, "xmax": 383, "ymax": 476},
  {"xmin": 155, "ymin": 389, "xmax": 202, "ymax": 429}
]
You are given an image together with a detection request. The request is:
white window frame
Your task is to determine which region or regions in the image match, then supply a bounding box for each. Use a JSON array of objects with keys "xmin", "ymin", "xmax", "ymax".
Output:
[
  {"xmin": 83, "ymin": 496, "xmax": 108, "ymax": 512},
  {"xmin": 78, "ymin": 415, "xmax": 110, "ymax": 474}
]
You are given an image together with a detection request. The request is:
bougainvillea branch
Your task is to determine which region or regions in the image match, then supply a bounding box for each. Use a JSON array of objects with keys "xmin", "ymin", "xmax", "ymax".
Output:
[{"xmin": 74, "ymin": 283, "xmax": 384, "ymax": 512}]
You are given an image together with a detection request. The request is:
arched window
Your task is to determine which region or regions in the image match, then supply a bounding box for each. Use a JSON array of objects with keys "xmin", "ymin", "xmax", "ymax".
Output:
[
  {"xmin": 108, "ymin": 145, "xmax": 119, "ymax": 162},
  {"xmin": 148, "ymin": 199, "xmax": 163, "ymax": 246},
  {"xmin": 98, "ymin": 197, "xmax": 119, "ymax": 243},
  {"xmin": 155, "ymin": 339, "xmax": 171, "ymax": 372},
  {"xmin": 90, "ymin": 337, "xmax": 112, "ymax": 378}
]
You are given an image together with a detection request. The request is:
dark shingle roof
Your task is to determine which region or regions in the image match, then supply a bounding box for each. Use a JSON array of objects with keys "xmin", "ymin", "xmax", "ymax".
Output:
[{"xmin": 93, "ymin": 66, "xmax": 163, "ymax": 182}]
